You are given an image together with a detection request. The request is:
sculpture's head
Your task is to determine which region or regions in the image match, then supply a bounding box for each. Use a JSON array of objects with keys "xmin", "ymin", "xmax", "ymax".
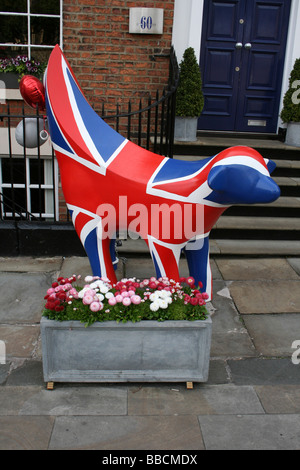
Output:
[{"xmin": 205, "ymin": 146, "xmax": 281, "ymax": 206}]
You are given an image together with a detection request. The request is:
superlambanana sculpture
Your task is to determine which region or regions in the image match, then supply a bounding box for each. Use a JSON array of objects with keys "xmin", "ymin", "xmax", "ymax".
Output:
[{"xmin": 37, "ymin": 45, "xmax": 280, "ymax": 300}]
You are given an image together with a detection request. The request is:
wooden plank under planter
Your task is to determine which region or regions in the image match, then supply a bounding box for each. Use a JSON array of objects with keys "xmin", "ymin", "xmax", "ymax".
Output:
[{"xmin": 40, "ymin": 317, "xmax": 212, "ymax": 386}]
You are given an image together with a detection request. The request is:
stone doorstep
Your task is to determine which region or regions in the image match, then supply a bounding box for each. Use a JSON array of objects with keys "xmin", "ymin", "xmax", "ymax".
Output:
[{"xmin": 214, "ymin": 215, "xmax": 300, "ymax": 230}]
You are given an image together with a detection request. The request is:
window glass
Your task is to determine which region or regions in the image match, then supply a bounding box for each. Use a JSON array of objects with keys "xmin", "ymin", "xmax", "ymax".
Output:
[
  {"xmin": 30, "ymin": 0, "xmax": 60, "ymax": 15},
  {"xmin": 30, "ymin": 188, "xmax": 45, "ymax": 213},
  {"xmin": 30, "ymin": 159, "xmax": 44, "ymax": 185},
  {"xmin": 0, "ymin": 15, "xmax": 28, "ymax": 45},
  {"xmin": 0, "ymin": 0, "xmax": 27, "ymax": 13},
  {"xmin": 31, "ymin": 17, "xmax": 60, "ymax": 45},
  {"xmin": 2, "ymin": 159, "xmax": 26, "ymax": 184},
  {"xmin": 3, "ymin": 187, "xmax": 26, "ymax": 214}
]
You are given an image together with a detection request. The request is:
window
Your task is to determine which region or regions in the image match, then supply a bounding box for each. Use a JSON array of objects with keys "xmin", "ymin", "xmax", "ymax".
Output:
[
  {"xmin": 0, "ymin": 156, "xmax": 59, "ymax": 220},
  {"xmin": 0, "ymin": 0, "xmax": 62, "ymax": 64}
]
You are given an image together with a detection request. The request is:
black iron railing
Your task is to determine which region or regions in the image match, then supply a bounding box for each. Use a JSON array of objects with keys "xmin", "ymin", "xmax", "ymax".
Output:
[{"xmin": 0, "ymin": 47, "xmax": 179, "ymax": 223}]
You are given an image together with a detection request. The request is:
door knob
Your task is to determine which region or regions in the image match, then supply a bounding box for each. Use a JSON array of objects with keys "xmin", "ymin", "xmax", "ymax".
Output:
[
  {"xmin": 244, "ymin": 43, "xmax": 252, "ymax": 49},
  {"xmin": 235, "ymin": 42, "xmax": 243, "ymax": 49}
]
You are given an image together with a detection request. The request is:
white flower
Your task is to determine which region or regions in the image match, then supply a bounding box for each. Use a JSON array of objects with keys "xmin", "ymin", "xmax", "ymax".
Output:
[
  {"xmin": 105, "ymin": 292, "xmax": 114, "ymax": 299},
  {"xmin": 159, "ymin": 290, "xmax": 171, "ymax": 298},
  {"xmin": 84, "ymin": 275, "xmax": 94, "ymax": 283},
  {"xmin": 96, "ymin": 293, "xmax": 104, "ymax": 301},
  {"xmin": 149, "ymin": 292, "xmax": 159, "ymax": 302},
  {"xmin": 150, "ymin": 301, "xmax": 160, "ymax": 312},
  {"xmin": 100, "ymin": 285, "xmax": 109, "ymax": 294},
  {"xmin": 158, "ymin": 299, "xmax": 168, "ymax": 309}
]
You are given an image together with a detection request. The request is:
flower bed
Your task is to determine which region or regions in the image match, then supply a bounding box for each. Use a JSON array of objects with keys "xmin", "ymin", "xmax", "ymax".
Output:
[
  {"xmin": 0, "ymin": 55, "xmax": 46, "ymax": 80},
  {"xmin": 43, "ymin": 275, "xmax": 209, "ymax": 326}
]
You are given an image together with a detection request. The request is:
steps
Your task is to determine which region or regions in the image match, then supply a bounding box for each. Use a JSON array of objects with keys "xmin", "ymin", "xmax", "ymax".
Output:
[{"xmin": 172, "ymin": 133, "xmax": 300, "ymax": 256}]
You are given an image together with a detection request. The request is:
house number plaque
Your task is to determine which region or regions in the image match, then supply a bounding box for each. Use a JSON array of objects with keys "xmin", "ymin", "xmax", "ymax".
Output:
[{"xmin": 129, "ymin": 8, "xmax": 164, "ymax": 35}]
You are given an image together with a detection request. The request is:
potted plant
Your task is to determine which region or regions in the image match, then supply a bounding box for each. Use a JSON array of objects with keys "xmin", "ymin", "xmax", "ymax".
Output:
[
  {"xmin": 174, "ymin": 47, "xmax": 204, "ymax": 142},
  {"xmin": 40, "ymin": 274, "xmax": 212, "ymax": 388},
  {"xmin": 0, "ymin": 55, "xmax": 47, "ymax": 88},
  {"xmin": 280, "ymin": 58, "xmax": 300, "ymax": 147}
]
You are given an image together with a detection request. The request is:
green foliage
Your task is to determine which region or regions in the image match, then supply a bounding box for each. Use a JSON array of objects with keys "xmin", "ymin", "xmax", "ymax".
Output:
[
  {"xmin": 176, "ymin": 47, "xmax": 204, "ymax": 117},
  {"xmin": 43, "ymin": 295, "xmax": 208, "ymax": 327},
  {"xmin": 280, "ymin": 58, "xmax": 300, "ymax": 123}
]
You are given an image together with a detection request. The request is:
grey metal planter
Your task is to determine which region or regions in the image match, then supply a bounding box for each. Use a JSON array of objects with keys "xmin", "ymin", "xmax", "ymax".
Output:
[
  {"xmin": 174, "ymin": 117, "xmax": 198, "ymax": 142},
  {"xmin": 285, "ymin": 122, "xmax": 300, "ymax": 147},
  {"xmin": 40, "ymin": 316, "xmax": 212, "ymax": 387}
]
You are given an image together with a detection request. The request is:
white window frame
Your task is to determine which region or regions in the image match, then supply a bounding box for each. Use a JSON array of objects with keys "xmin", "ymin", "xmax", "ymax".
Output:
[
  {"xmin": 0, "ymin": 0, "xmax": 63, "ymax": 59},
  {"xmin": 0, "ymin": 155, "xmax": 59, "ymax": 220}
]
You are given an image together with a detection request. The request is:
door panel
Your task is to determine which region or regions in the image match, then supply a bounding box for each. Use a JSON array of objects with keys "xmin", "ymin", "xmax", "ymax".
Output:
[{"xmin": 198, "ymin": 0, "xmax": 291, "ymax": 133}]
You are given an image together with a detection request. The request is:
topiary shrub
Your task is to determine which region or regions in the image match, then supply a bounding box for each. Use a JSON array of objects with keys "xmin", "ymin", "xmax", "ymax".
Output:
[
  {"xmin": 176, "ymin": 47, "xmax": 204, "ymax": 118},
  {"xmin": 280, "ymin": 58, "xmax": 300, "ymax": 123}
]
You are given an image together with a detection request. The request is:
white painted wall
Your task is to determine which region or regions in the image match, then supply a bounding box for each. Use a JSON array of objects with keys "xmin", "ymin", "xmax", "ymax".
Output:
[{"xmin": 172, "ymin": 0, "xmax": 300, "ymax": 130}]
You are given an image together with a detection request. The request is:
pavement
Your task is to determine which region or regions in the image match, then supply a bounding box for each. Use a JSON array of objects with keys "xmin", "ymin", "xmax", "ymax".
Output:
[{"xmin": 0, "ymin": 253, "xmax": 300, "ymax": 451}]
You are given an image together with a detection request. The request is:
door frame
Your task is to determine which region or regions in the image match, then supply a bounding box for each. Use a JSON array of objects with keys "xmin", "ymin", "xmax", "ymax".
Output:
[{"xmin": 172, "ymin": 0, "xmax": 300, "ymax": 132}]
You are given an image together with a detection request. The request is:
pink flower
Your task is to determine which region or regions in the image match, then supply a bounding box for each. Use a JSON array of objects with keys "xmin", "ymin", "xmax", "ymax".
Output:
[
  {"xmin": 90, "ymin": 301, "xmax": 101, "ymax": 312},
  {"xmin": 121, "ymin": 291, "xmax": 130, "ymax": 297},
  {"xmin": 122, "ymin": 297, "xmax": 131, "ymax": 306},
  {"xmin": 131, "ymin": 295, "xmax": 141, "ymax": 305},
  {"xmin": 83, "ymin": 294, "xmax": 94, "ymax": 305},
  {"xmin": 47, "ymin": 287, "xmax": 55, "ymax": 295},
  {"xmin": 202, "ymin": 292, "xmax": 209, "ymax": 300},
  {"xmin": 108, "ymin": 297, "xmax": 117, "ymax": 306},
  {"xmin": 115, "ymin": 294, "xmax": 123, "ymax": 303},
  {"xmin": 69, "ymin": 288, "xmax": 79, "ymax": 299}
]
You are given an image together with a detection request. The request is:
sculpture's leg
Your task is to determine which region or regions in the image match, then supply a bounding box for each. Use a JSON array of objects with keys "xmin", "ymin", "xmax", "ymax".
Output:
[
  {"xmin": 147, "ymin": 236, "xmax": 182, "ymax": 281},
  {"xmin": 68, "ymin": 206, "xmax": 117, "ymax": 283},
  {"xmin": 84, "ymin": 229, "xmax": 117, "ymax": 283},
  {"xmin": 185, "ymin": 236, "xmax": 212, "ymax": 300}
]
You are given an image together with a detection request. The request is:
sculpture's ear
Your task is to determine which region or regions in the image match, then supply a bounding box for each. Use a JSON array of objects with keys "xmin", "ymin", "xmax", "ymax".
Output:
[
  {"xmin": 207, "ymin": 165, "xmax": 228, "ymax": 191},
  {"xmin": 264, "ymin": 159, "xmax": 277, "ymax": 174}
]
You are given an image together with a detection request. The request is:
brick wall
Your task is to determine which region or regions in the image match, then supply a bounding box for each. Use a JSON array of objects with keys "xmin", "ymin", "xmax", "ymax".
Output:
[{"xmin": 63, "ymin": 0, "xmax": 175, "ymax": 114}]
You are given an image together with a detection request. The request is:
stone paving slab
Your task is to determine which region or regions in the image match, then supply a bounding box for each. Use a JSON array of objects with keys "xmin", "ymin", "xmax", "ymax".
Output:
[
  {"xmin": 242, "ymin": 314, "xmax": 300, "ymax": 356},
  {"xmin": 209, "ymin": 280, "xmax": 256, "ymax": 358},
  {"xmin": 0, "ymin": 416, "xmax": 54, "ymax": 450},
  {"xmin": 216, "ymin": 258, "xmax": 299, "ymax": 281},
  {"xmin": 288, "ymin": 258, "xmax": 300, "ymax": 276},
  {"xmin": 228, "ymin": 358, "xmax": 300, "ymax": 385},
  {"xmin": 49, "ymin": 415, "xmax": 205, "ymax": 450},
  {"xmin": 0, "ymin": 325, "xmax": 40, "ymax": 359},
  {"xmin": 127, "ymin": 384, "xmax": 264, "ymax": 416},
  {"xmin": 198, "ymin": 414, "xmax": 300, "ymax": 450},
  {"xmin": 228, "ymin": 280, "xmax": 300, "ymax": 314},
  {"xmin": 0, "ymin": 257, "xmax": 62, "ymax": 273},
  {"xmin": 255, "ymin": 385, "xmax": 300, "ymax": 414},
  {"xmin": 0, "ymin": 385, "xmax": 127, "ymax": 416},
  {"xmin": 0, "ymin": 272, "xmax": 53, "ymax": 323}
]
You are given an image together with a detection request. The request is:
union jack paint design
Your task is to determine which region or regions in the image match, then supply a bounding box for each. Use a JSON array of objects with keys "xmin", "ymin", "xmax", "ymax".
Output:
[{"xmin": 45, "ymin": 45, "xmax": 280, "ymax": 300}]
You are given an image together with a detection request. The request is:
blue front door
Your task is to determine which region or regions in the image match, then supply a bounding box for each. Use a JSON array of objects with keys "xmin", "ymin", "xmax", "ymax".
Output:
[{"xmin": 198, "ymin": 0, "xmax": 291, "ymax": 133}]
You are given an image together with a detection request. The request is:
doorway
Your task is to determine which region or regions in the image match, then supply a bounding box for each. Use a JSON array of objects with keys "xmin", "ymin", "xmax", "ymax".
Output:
[{"xmin": 198, "ymin": 0, "xmax": 291, "ymax": 133}]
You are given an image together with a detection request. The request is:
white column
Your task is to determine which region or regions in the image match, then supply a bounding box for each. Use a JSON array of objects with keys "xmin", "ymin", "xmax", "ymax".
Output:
[
  {"xmin": 278, "ymin": 0, "xmax": 300, "ymax": 128},
  {"xmin": 172, "ymin": 0, "xmax": 204, "ymax": 63}
]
